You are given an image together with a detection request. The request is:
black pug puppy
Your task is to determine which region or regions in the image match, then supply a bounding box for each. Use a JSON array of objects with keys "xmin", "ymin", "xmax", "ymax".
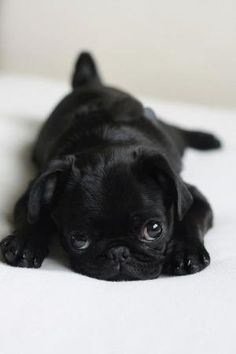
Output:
[{"xmin": 1, "ymin": 52, "xmax": 221, "ymax": 281}]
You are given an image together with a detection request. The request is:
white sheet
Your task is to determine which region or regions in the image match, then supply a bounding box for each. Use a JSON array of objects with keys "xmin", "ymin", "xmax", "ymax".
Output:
[{"xmin": 0, "ymin": 75, "xmax": 235, "ymax": 354}]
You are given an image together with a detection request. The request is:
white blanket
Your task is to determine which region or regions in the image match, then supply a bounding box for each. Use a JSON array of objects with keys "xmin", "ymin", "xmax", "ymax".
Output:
[{"xmin": 0, "ymin": 75, "xmax": 235, "ymax": 354}]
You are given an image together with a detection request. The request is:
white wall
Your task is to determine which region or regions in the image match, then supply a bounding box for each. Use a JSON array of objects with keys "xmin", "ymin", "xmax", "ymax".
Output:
[{"xmin": 0, "ymin": 0, "xmax": 235, "ymax": 108}]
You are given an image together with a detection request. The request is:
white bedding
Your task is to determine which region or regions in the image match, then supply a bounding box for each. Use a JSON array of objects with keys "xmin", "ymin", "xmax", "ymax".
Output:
[{"xmin": 0, "ymin": 75, "xmax": 235, "ymax": 354}]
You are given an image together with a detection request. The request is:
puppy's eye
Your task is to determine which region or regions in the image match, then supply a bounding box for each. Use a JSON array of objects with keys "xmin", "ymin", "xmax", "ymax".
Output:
[
  {"xmin": 140, "ymin": 220, "xmax": 162, "ymax": 242},
  {"xmin": 70, "ymin": 233, "xmax": 90, "ymax": 250}
]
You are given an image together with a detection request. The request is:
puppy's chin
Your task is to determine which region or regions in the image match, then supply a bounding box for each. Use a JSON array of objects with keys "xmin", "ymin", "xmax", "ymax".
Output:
[{"xmin": 70, "ymin": 257, "xmax": 163, "ymax": 281}]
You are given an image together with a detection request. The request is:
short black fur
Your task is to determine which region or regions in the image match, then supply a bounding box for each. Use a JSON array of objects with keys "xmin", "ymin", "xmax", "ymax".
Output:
[{"xmin": 1, "ymin": 52, "xmax": 221, "ymax": 280}]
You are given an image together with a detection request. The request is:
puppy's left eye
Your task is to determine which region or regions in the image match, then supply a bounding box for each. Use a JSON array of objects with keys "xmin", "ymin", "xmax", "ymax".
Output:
[
  {"xmin": 70, "ymin": 233, "xmax": 90, "ymax": 250},
  {"xmin": 140, "ymin": 220, "xmax": 162, "ymax": 242}
]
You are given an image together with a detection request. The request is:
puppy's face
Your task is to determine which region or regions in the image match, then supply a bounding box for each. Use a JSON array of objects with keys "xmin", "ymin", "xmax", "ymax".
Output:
[
  {"xmin": 28, "ymin": 151, "xmax": 192, "ymax": 281},
  {"xmin": 53, "ymin": 163, "xmax": 171, "ymax": 280}
]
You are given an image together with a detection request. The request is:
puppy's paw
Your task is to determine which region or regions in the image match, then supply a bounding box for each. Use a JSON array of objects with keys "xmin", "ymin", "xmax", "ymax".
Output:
[
  {"xmin": 163, "ymin": 241, "xmax": 210, "ymax": 276},
  {"xmin": 0, "ymin": 235, "xmax": 48, "ymax": 268}
]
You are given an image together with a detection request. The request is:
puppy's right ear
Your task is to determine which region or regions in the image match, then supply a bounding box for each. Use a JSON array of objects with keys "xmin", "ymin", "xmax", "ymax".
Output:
[
  {"xmin": 135, "ymin": 151, "xmax": 193, "ymax": 221},
  {"xmin": 27, "ymin": 155, "xmax": 76, "ymax": 224}
]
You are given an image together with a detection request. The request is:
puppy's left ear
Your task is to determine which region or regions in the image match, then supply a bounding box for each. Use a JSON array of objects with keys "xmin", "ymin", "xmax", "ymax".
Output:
[
  {"xmin": 27, "ymin": 155, "xmax": 76, "ymax": 224},
  {"xmin": 138, "ymin": 152, "xmax": 193, "ymax": 220}
]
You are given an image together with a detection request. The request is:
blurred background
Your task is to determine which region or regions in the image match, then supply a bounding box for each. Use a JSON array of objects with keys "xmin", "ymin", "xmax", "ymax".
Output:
[{"xmin": 0, "ymin": 0, "xmax": 235, "ymax": 108}]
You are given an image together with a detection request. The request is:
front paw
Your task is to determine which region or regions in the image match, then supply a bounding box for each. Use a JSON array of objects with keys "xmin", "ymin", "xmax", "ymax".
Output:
[
  {"xmin": 163, "ymin": 241, "xmax": 210, "ymax": 276},
  {"xmin": 0, "ymin": 235, "xmax": 48, "ymax": 268}
]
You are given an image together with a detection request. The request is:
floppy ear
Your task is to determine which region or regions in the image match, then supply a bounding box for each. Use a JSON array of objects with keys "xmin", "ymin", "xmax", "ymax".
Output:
[
  {"xmin": 139, "ymin": 152, "xmax": 193, "ymax": 220},
  {"xmin": 27, "ymin": 155, "xmax": 75, "ymax": 224}
]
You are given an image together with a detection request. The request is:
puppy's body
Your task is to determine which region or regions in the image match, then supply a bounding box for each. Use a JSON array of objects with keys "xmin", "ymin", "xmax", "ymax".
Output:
[
  {"xmin": 34, "ymin": 85, "xmax": 182, "ymax": 170},
  {"xmin": 1, "ymin": 53, "xmax": 221, "ymax": 280}
]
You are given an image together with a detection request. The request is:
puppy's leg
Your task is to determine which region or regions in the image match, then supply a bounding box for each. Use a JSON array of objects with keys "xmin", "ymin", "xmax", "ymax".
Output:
[
  {"xmin": 164, "ymin": 185, "xmax": 213, "ymax": 275},
  {"xmin": 1, "ymin": 189, "xmax": 55, "ymax": 268}
]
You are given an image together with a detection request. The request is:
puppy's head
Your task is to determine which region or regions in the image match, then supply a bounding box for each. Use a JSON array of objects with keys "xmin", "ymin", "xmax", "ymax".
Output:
[{"xmin": 27, "ymin": 149, "xmax": 192, "ymax": 281}]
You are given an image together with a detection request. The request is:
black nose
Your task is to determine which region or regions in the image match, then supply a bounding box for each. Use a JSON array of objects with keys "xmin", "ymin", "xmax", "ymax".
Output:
[{"xmin": 107, "ymin": 246, "xmax": 130, "ymax": 263}]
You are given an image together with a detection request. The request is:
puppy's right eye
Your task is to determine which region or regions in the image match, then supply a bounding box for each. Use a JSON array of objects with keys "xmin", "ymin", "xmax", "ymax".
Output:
[
  {"xmin": 140, "ymin": 219, "xmax": 162, "ymax": 242},
  {"xmin": 70, "ymin": 232, "xmax": 90, "ymax": 250}
]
